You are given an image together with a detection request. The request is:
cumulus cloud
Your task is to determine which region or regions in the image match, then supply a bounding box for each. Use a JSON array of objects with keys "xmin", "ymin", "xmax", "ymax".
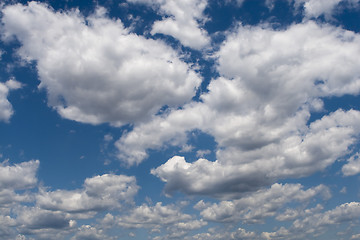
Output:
[
  {"xmin": 1, "ymin": 2, "xmax": 201, "ymax": 126},
  {"xmin": 118, "ymin": 20, "xmax": 360, "ymax": 197},
  {"xmin": 197, "ymin": 183, "xmax": 329, "ymax": 223},
  {"xmin": 342, "ymin": 153, "xmax": 360, "ymax": 176},
  {"xmin": 15, "ymin": 207, "xmax": 72, "ymax": 230},
  {"xmin": 0, "ymin": 215, "xmax": 17, "ymax": 239},
  {"xmin": 294, "ymin": 0, "xmax": 360, "ymax": 19},
  {"xmin": 37, "ymin": 174, "xmax": 138, "ymax": 213},
  {"xmin": 0, "ymin": 160, "xmax": 39, "ymax": 239},
  {"xmin": 190, "ymin": 227, "xmax": 257, "ymax": 240},
  {"xmin": 0, "ymin": 160, "xmax": 39, "ymax": 190},
  {"xmin": 117, "ymin": 202, "xmax": 192, "ymax": 228},
  {"xmin": 114, "ymin": 201, "xmax": 207, "ymax": 239},
  {"xmin": 0, "ymin": 79, "xmax": 22, "ymax": 122},
  {"xmin": 71, "ymin": 225, "xmax": 113, "ymax": 240},
  {"xmin": 150, "ymin": 109, "xmax": 360, "ymax": 197},
  {"xmin": 127, "ymin": 0, "xmax": 210, "ymax": 49},
  {"xmin": 0, "ymin": 161, "xmax": 139, "ymax": 239},
  {"xmin": 262, "ymin": 202, "xmax": 360, "ymax": 239}
]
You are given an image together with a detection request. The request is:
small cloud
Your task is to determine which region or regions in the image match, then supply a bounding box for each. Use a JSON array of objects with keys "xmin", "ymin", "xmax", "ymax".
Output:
[
  {"xmin": 351, "ymin": 233, "xmax": 360, "ymax": 239},
  {"xmin": 104, "ymin": 134, "xmax": 113, "ymax": 142},
  {"xmin": 196, "ymin": 149, "xmax": 211, "ymax": 158},
  {"xmin": 5, "ymin": 77, "xmax": 22, "ymax": 90},
  {"xmin": 180, "ymin": 144, "xmax": 194, "ymax": 153}
]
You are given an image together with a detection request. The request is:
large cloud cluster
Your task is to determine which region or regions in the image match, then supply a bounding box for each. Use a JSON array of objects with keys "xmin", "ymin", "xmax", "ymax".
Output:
[
  {"xmin": 119, "ymin": 20, "xmax": 360, "ymax": 197},
  {"xmin": 1, "ymin": 2, "xmax": 201, "ymax": 126},
  {"xmin": 2, "ymin": 0, "xmax": 360, "ymax": 239}
]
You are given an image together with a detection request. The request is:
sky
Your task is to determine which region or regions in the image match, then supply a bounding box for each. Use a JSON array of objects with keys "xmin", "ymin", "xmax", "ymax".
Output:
[{"xmin": 1, "ymin": 0, "xmax": 360, "ymax": 239}]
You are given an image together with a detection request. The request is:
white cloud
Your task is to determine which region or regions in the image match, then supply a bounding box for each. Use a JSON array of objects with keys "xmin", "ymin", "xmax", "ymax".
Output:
[
  {"xmin": 196, "ymin": 149, "xmax": 211, "ymax": 158},
  {"xmin": 198, "ymin": 183, "xmax": 329, "ymax": 223},
  {"xmin": 352, "ymin": 233, "xmax": 360, "ymax": 239},
  {"xmin": 117, "ymin": 202, "xmax": 192, "ymax": 228},
  {"xmin": 0, "ymin": 189, "xmax": 33, "ymax": 207},
  {"xmin": 0, "ymin": 79, "xmax": 22, "ymax": 122},
  {"xmin": 342, "ymin": 153, "xmax": 360, "ymax": 176},
  {"xmin": 128, "ymin": 0, "xmax": 210, "ymax": 49},
  {"xmin": 294, "ymin": 0, "xmax": 342, "ymax": 19},
  {"xmin": 262, "ymin": 202, "xmax": 360, "ymax": 239},
  {"xmin": 293, "ymin": 202, "xmax": 360, "ymax": 229},
  {"xmin": 0, "ymin": 215, "xmax": 17, "ymax": 239},
  {"xmin": 1, "ymin": 2, "xmax": 201, "ymax": 126},
  {"xmin": 190, "ymin": 227, "xmax": 257, "ymax": 240},
  {"xmin": 0, "ymin": 160, "xmax": 39, "ymax": 238},
  {"xmin": 119, "ymin": 21, "xmax": 360, "ymax": 197},
  {"xmin": 114, "ymin": 201, "xmax": 207, "ymax": 239},
  {"xmin": 294, "ymin": 0, "xmax": 360, "ymax": 19},
  {"xmin": 15, "ymin": 206, "xmax": 73, "ymax": 230},
  {"xmin": 37, "ymin": 174, "xmax": 138, "ymax": 213},
  {"xmin": 151, "ymin": 109, "xmax": 360, "ymax": 197},
  {"xmin": 261, "ymin": 227, "xmax": 291, "ymax": 240},
  {"xmin": 0, "ymin": 160, "xmax": 39, "ymax": 190},
  {"xmin": 71, "ymin": 225, "xmax": 113, "ymax": 240}
]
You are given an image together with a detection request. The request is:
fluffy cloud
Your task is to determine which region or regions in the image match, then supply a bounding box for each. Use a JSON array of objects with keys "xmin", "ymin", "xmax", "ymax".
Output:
[
  {"xmin": 0, "ymin": 160, "xmax": 39, "ymax": 191},
  {"xmin": 0, "ymin": 162, "xmax": 139, "ymax": 239},
  {"xmin": 118, "ymin": 20, "xmax": 360, "ymax": 197},
  {"xmin": 71, "ymin": 225, "xmax": 113, "ymax": 240},
  {"xmin": 196, "ymin": 183, "xmax": 329, "ymax": 223},
  {"xmin": 190, "ymin": 227, "xmax": 257, "ymax": 240},
  {"xmin": 342, "ymin": 153, "xmax": 360, "ymax": 176},
  {"xmin": 0, "ymin": 160, "xmax": 39, "ymax": 239},
  {"xmin": 1, "ymin": 2, "xmax": 201, "ymax": 126},
  {"xmin": 15, "ymin": 207, "xmax": 73, "ymax": 231},
  {"xmin": 114, "ymin": 201, "xmax": 207, "ymax": 239},
  {"xmin": 0, "ymin": 215, "xmax": 17, "ymax": 239},
  {"xmin": 117, "ymin": 202, "xmax": 192, "ymax": 228},
  {"xmin": 128, "ymin": 0, "xmax": 210, "ymax": 49},
  {"xmin": 294, "ymin": 0, "xmax": 360, "ymax": 19},
  {"xmin": 262, "ymin": 202, "xmax": 360, "ymax": 239},
  {"xmin": 37, "ymin": 174, "xmax": 138, "ymax": 213},
  {"xmin": 151, "ymin": 109, "xmax": 360, "ymax": 197},
  {"xmin": 0, "ymin": 79, "xmax": 22, "ymax": 122}
]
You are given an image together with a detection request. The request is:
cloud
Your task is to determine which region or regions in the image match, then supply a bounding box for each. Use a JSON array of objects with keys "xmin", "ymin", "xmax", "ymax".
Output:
[
  {"xmin": 114, "ymin": 201, "xmax": 207, "ymax": 239},
  {"xmin": 0, "ymin": 160, "xmax": 139, "ymax": 239},
  {"xmin": 0, "ymin": 160, "xmax": 39, "ymax": 190},
  {"xmin": 352, "ymin": 234, "xmax": 360, "ymax": 239},
  {"xmin": 197, "ymin": 183, "xmax": 329, "ymax": 223},
  {"xmin": 190, "ymin": 227, "xmax": 257, "ymax": 240},
  {"xmin": 262, "ymin": 201, "xmax": 360, "ymax": 239},
  {"xmin": 0, "ymin": 79, "xmax": 22, "ymax": 122},
  {"xmin": 151, "ymin": 109, "xmax": 360, "ymax": 198},
  {"xmin": 15, "ymin": 207, "xmax": 72, "ymax": 230},
  {"xmin": 128, "ymin": 0, "xmax": 210, "ymax": 49},
  {"xmin": 1, "ymin": 2, "xmax": 201, "ymax": 126},
  {"xmin": 119, "ymin": 20, "xmax": 360, "ymax": 197},
  {"xmin": 0, "ymin": 215, "xmax": 17, "ymax": 239},
  {"xmin": 37, "ymin": 174, "xmax": 139, "ymax": 213},
  {"xmin": 0, "ymin": 160, "xmax": 39, "ymax": 239},
  {"xmin": 195, "ymin": 149, "xmax": 211, "ymax": 158},
  {"xmin": 117, "ymin": 202, "xmax": 192, "ymax": 228},
  {"xmin": 342, "ymin": 153, "xmax": 360, "ymax": 176},
  {"xmin": 71, "ymin": 225, "xmax": 113, "ymax": 240},
  {"xmin": 294, "ymin": 0, "xmax": 360, "ymax": 19}
]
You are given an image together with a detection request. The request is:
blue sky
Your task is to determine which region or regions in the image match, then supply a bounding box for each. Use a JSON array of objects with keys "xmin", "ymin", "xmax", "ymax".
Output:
[{"xmin": 1, "ymin": 0, "xmax": 360, "ymax": 239}]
